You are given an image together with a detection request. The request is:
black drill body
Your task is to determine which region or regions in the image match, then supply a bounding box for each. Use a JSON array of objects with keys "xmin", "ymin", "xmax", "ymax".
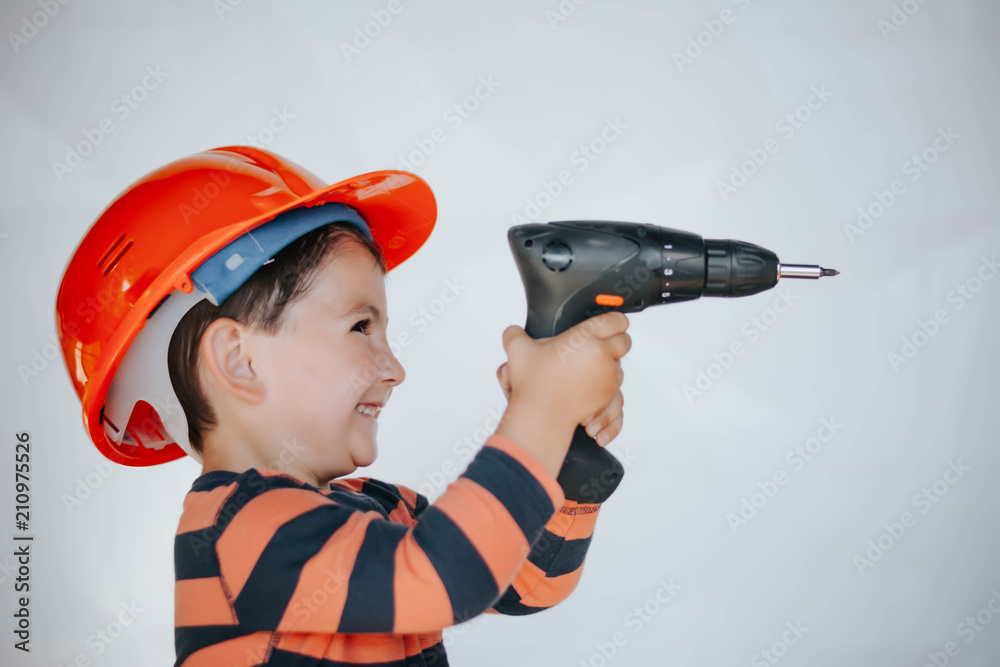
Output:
[{"xmin": 507, "ymin": 220, "xmax": 837, "ymax": 503}]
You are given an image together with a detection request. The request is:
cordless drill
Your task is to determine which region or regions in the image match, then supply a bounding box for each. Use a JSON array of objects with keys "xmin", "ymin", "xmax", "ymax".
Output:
[{"xmin": 507, "ymin": 220, "xmax": 839, "ymax": 503}]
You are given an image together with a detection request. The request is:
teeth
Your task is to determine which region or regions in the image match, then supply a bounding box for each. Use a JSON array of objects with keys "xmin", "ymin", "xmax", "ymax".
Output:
[{"xmin": 356, "ymin": 404, "xmax": 380, "ymax": 418}]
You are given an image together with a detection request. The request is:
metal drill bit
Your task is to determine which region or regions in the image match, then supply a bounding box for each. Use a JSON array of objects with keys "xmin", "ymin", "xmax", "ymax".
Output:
[{"xmin": 777, "ymin": 264, "xmax": 840, "ymax": 279}]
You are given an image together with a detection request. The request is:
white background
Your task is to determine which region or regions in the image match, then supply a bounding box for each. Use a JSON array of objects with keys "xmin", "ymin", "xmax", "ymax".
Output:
[{"xmin": 2, "ymin": 1, "xmax": 999, "ymax": 665}]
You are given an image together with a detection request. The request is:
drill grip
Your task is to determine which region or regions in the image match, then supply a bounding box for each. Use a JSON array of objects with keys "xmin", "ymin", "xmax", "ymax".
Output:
[
  {"xmin": 524, "ymin": 315, "xmax": 625, "ymax": 503},
  {"xmin": 557, "ymin": 425, "xmax": 625, "ymax": 503}
]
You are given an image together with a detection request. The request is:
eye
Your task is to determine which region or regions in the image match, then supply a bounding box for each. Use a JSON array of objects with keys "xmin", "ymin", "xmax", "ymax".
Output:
[{"xmin": 352, "ymin": 318, "xmax": 373, "ymax": 335}]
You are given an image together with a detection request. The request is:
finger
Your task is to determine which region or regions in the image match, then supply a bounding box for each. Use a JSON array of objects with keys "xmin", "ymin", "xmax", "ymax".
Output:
[
  {"xmin": 594, "ymin": 412, "xmax": 624, "ymax": 447},
  {"xmin": 573, "ymin": 311, "xmax": 630, "ymax": 341},
  {"xmin": 583, "ymin": 388, "xmax": 624, "ymax": 438},
  {"xmin": 497, "ymin": 363, "xmax": 511, "ymax": 398},
  {"xmin": 501, "ymin": 324, "xmax": 527, "ymax": 352},
  {"xmin": 604, "ymin": 331, "xmax": 632, "ymax": 360}
]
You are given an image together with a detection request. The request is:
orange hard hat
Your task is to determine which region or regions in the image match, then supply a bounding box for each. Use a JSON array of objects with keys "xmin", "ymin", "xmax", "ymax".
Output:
[{"xmin": 55, "ymin": 145, "xmax": 436, "ymax": 467}]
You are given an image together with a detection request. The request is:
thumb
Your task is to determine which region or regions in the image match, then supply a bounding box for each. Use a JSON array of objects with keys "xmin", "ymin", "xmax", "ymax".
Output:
[
  {"xmin": 501, "ymin": 324, "xmax": 527, "ymax": 352},
  {"xmin": 496, "ymin": 362, "xmax": 511, "ymax": 396}
]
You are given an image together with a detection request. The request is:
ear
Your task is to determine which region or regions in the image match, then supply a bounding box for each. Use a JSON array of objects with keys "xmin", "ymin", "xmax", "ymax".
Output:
[{"xmin": 199, "ymin": 318, "xmax": 266, "ymax": 404}]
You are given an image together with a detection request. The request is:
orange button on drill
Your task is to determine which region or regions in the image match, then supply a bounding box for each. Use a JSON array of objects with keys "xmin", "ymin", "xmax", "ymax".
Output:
[{"xmin": 595, "ymin": 294, "xmax": 624, "ymax": 306}]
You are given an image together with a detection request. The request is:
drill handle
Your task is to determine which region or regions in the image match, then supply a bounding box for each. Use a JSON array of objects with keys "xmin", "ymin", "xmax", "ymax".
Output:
[
  {"xmin": 524, "ymin": 308, "xmax": 625, "ymax": 504},
  {"xmin": 558, "ymin": 425, "xmax": 625, "ymax": 503}
]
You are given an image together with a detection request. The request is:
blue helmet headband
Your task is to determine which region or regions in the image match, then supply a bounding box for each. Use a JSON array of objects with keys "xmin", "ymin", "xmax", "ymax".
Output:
[{"xmin": 190, "ymin": 201, "xmax": 373, "ymax": 306}]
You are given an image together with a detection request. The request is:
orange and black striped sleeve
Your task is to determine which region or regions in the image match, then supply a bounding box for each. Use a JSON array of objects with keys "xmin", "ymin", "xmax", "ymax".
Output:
[
  {"xmin": 389, "ymin": 482, "xmax": 603, "ymax": 616},
  {"xmin": 486, "ymin": 497, "xmax": 601, "ymax": 615},
  {"xmin": 173, "ymin": 432, "xmax": 565, "ymax": 658}
]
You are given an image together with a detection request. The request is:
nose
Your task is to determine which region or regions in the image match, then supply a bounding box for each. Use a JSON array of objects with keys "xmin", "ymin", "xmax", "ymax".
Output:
[{"xmin": 378, "ymin": 347, "xmax": 406, "ymax": 388}]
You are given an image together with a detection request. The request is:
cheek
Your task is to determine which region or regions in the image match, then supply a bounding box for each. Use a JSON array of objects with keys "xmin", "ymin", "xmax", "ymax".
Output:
[
  {"xmin": 337, "ymin": 341, "xmax": 379, "ymax": 389},
  {"xmin": 304, "ymin": 339, "xmax": 377, "ymax": 401},
  {"xmin": 266, "ymin": 331, "xmax": 380, "ymax": 413},
  {"xmin": 267, "ymin": 340, "xmax": 336, "ymax": 399}
]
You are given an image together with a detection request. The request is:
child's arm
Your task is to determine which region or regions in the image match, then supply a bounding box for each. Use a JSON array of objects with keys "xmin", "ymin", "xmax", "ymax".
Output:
[
  {"xmin": 393, "ymin": 487, "xmax": 603, "ymax": 615},
  {"xmin": 486, "ymin": 498, "xmax": 602, "ymax": 614},
  {"xmin": 473, "ymin": 354, "xmax": 621, "ymax": 614}
]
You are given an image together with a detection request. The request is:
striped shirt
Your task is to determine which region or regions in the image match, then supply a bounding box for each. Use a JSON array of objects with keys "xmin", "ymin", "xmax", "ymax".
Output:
[{"xmin": 173, "ymin": 433, "xmax": 603, "ymax": 666}]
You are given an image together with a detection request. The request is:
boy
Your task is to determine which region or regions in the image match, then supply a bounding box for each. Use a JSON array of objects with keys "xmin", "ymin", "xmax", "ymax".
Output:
[{"xmin": 55, "ymin": 146, "xmax": 631, "ymax": 666}]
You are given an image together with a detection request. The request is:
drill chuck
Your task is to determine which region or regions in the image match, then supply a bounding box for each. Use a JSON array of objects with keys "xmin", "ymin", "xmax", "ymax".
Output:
[{"xmin": 702, "ymin": 239, "xmax": 779, "ymax": 297}]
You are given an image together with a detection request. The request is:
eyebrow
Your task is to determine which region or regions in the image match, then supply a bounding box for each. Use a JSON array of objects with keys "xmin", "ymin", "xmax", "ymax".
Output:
[{"xmin": 343, "ymin": 303, "xmax": 387, "ymax": 325}]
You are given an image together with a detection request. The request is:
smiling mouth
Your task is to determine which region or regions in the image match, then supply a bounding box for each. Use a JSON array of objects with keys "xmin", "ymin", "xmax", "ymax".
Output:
[{"xmin": 356, "ymin": 404, "xmax": 382, "ymax": 420}]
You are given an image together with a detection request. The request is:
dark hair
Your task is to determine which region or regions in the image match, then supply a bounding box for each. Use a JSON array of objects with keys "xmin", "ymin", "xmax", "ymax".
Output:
[{"xmin": 167, "ymin": 222, "xmax": 386, "ymax": 456}]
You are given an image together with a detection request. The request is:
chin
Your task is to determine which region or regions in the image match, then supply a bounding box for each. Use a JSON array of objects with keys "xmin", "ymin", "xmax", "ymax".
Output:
[{"xmin": 353, "ymin": 443, "xmax": 378, "ymax": 468}]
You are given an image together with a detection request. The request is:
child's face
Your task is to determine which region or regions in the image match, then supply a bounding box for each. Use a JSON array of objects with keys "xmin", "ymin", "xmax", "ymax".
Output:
[{"xmin": 253, "ymin": 241, "xmax": 404, "ymax": 482}]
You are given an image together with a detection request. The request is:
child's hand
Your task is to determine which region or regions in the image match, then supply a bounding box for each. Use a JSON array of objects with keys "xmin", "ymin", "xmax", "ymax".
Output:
[
  {"xmin": 582, "ymin": 387, "xmax": 625, "ymax": 447},
  {"xmin": 500, "ymin": 311, "xmax": 629, "ymax": 430},
  {"xmin": 497, "ymin": 362, "xmax": 624, "ymax": 448},
  {"xmin": 493, "ymin": 311, "xmax": 630, "ymax": 479}
]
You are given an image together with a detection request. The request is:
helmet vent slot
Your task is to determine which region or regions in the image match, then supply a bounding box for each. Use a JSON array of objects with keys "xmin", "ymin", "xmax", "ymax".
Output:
[
  {"xmin": 97, "ymin": 233, "xmax": 127, "ymax": 269},
  {"xmin": 100, "ymin": 237, "xmax": 133, "ymax": 276}
]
